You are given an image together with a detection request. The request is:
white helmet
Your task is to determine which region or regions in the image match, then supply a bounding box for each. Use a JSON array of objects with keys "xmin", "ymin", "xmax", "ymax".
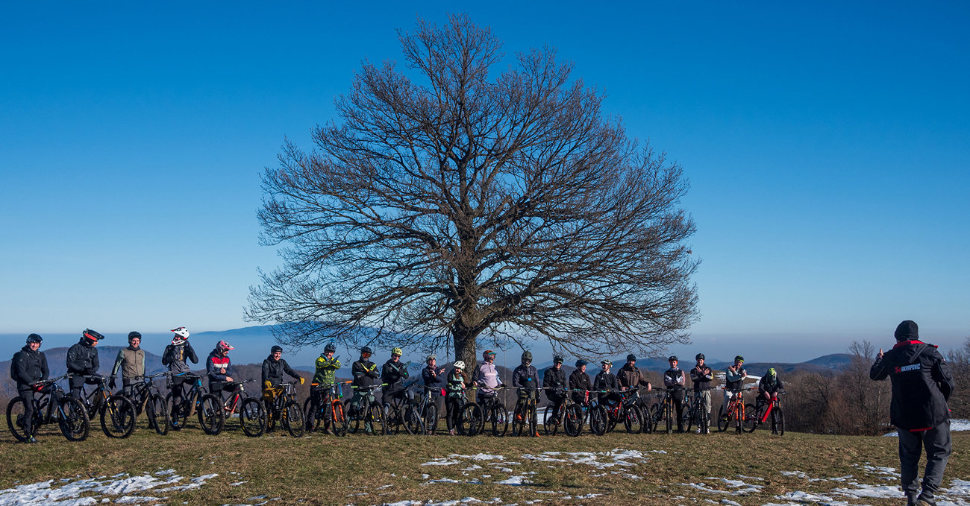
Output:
[
  {"xmin": 171, "ymin": 327, "xmax": 190, "ymax": 339},
  {"xmin": 454, "ymin": 361, "xmax": 466, "ymax": 370}
]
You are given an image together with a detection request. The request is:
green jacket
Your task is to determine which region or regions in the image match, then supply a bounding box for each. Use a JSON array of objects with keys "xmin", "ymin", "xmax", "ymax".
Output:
[{"xmin": 313, "ymin": 355, "xmax": 341, "ymax": 386}]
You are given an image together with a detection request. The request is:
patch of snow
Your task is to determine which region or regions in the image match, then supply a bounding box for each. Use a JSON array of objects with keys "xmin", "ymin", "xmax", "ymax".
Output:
[
  {"xmin": 422, "ymin": 459, "xmax": 461, "ymax": 466},
  {"xmin": 832, "ymin": 482, "xmax": 904, "ymax": 499},
  {"xmin": 774, "ymin": 491, "xmax": 838, "ymax": 502},
  {"xmin": 0, "ymin": 470, "xmax": 219, "ymax": 505},
  {"xmin": 495, "ymin": 476, "xmax": 531, "ymax": 486},
  {"xmin": 781, "ymin": 471, "xmax": 809, "ymax": 479}
]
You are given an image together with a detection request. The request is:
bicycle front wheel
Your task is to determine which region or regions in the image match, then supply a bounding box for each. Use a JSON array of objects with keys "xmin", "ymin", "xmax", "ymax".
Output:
[
  {"xmin": 623, "ymin": 405, "xmax": 644, "ymax": 434},
  {"xmin": 459, "ymin": 403, "xmax": 483, "ymax": 436},
  {"xmin": 511, "ymin": 403, "xmax": 525, "ymax": 437},
  {"xmin": 367, "ymin": 403, "xmax": 387, "ymax": 436},
  {"xmin": 332, "ymin": 401, "xmax": 349, "ymax": 437},
  {"xmin": 774, "ymin": 407, "xmax": 785, "ymax": 436},
  {"xmin": 147, "ymin": 393, "xmax": 169, "ymax": 435},
  {"xmin": 716, "ymin": 405, "xmax": 728, "ymax": 432},
  {"xmin": 100, "ymin": 395, "xmax": 136, "ymax": 439},
  {"xmin": 543, "ymin": 405, "xmax": 559, "ymax": 435},
  {"xmin": 58, "ymin": 396, "xmax": 90, "ymax": 441},
  {"xmin": 422, "ymin": 402, "xmax": 438, "ymax": 435},
  {"xmin": 589, "ymin": 405, "xmax": 608, "ymax": 436},
  {"xmin": 240, "ymin": 398, "xmax": 266, "ymax": 437},
  {"xmin": 282, "ymin": 400, "xmax": 305, "ymax": 438},
  {"xmin": 403, "ymin": 403, "xmax": 424, "ymax": 435},
  {"xmin": 490, "ymin": 404, "xmax": 508, "ymax": 437},
  {"xmin": 197, "ymin": 394, "xmax": 225, "ymax": 435},
  {"xmin": 564, "ymin": 404, "xmax": 584, "ymax": 437},
  {"xmin": 743, "ymin": 403, "xmax": 762, "ymax": 433}
]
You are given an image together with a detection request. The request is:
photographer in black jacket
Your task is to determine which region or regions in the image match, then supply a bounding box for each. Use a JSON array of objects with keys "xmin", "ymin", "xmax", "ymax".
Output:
[
  {"xmin": 870, "ymin": 320, "xmax": 955, "ymax": 506},
  {"xmin": 11, "ymin": 334, "xmax": 49, "ymax": 442}
]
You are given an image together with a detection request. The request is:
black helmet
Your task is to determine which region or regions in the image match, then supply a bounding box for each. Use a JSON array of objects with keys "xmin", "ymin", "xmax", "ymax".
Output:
[
  {"xmin": 576, "ymin": 359, "xmax": 588, "ymax": 368},
  {"xmin": 668, "ymin": 355, "xmax": 678, "ymax": 362},
  {"xmin": 324, "ymin": 343, "xmax": 336, "ymax": 353},
  {"xmin": 695, "ymin": 353, "xmax": 705, "ymax": 360},
  {"xmin": 734, "ymin": 355, "xmax": 744, "ymax": 363},
  {"xmin": 128, "ymin": 331, "xmax": 142, "ymax": 343},
  {"xmin": 361, "ymin": 346, "xmax": 373, "ymax": 355},
  {"xmin": 82, "ymin": 329, "xmax": 104, "ymax": 343},
  {"xmin": 27, "ymin": 333, "xmax": 43, "ymax": 344},
  {"xmin": 271, "ymin": 345, "xmax": 283, "ymax": 354},
  {"xmin": 553, "ymin": 355, "xmax": 564, "ymax": 364},
  {"xmin": 626, "ymin": 354, "xmax": 637, "ymax": 362},
  {"xmin": 521, "ymin": 351, "xmax": 532, "ymax": 362}
]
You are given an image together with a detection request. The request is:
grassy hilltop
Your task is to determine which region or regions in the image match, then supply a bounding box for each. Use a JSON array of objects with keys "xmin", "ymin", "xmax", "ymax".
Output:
[{"xmin": 2, "ymin": 417, "xmax": 969, "ymax": 505}]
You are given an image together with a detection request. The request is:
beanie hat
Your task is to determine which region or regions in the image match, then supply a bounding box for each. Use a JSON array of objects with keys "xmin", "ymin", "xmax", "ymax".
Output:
[{"xmin": 894, "ymin": 320, "xmax": 919, "ymax": 341}]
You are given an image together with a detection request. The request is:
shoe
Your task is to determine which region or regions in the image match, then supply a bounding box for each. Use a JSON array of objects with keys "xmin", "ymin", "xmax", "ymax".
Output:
[
  {"xmin": 917, "ymin": 493, "xmax": 937, "ymax": 505},
  {"xmin": 449, "ymin": 429, "xmax": 456, "ymax": 436},
  {"xmin": 696, "ymin": 428, "xmax": 702, "ymax": 434},
  {"xmin": 705, "ymin": 428, "xmax": 711, "ymax": 434},
  {"xmin": 25, "ymin": 436, "xmax": 38, "ymax": 444}
]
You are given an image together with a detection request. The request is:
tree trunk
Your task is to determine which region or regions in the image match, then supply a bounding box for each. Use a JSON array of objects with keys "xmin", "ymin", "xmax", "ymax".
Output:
[{"xmin": 452, "ymin": 324, "xmax": 479, "ymax": 374}]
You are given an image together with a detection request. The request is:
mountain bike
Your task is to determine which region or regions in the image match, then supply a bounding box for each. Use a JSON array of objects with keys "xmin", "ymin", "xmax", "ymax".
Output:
[
  {"xmin": 717, "ymin": 389, "xmax": 751, "ymax": 434},
  {"xmin": 441, "ymin": 386, "xmax": 483, "ymax": 436},
  {"xmin": 124, "ymin": 372, "xmax": 171, "ymax": 435},
  {"xmin": 542, "ymin": 387, "xmax": 568, "ymax": 436},
  {"xmin": 477, "ymin": 387, "xmax": 509, "ymax": 437},
  {"xmin": 511, "ymin": 388, "xmax": 539, "ymax": 437},
  {"xmin": 73, "ymin": 374, "xmax": 137, "ymax": 438},
  {"xmin": 648, "ymin": 388, "xmax": 675, "ymax": 434},
  {"xmin": 347, "ymin": 383, "xmax": 387, "ymax": 435},
  {"xmin": 744, "ymin": 391, "xmax": 784, "ymax": 435},
  {"xmin": 6, "ymin": 375, "xmax": 89, "ymax": 442},
  {"xmin": 563, "ymin": 389, "xmax": 608, "ymax": 437},
  {"xmin": 383, "ymin": 382, "xmax": 425, "ymax": 435},
  {"xmin": 416, "ymin": 386, "xmax": 441, "ymax": 435},
  {"xmin": 165, "ymin": 372, "xmax": 223, "ymax": 434},
  {"xmin": 682, "ymin": 390, "xmax": 696, "ymax": 433},
  {"xmin": 305, "ymin": 381, "xmax": 350, "ymax": 436},
  {"xmin": 205, "ymin": 379, "xmax": 264, "ymax": 437},
  {"xmin": 264, "ymin": 381, "xmax": 305, "ymax": 437},
  {"xmin": 688, "ymin": 389, "xmax": 712, "ymax": 434},
  {"xmin": 604, "ymin": 388, "xmax": 645, "ymax": 434}
]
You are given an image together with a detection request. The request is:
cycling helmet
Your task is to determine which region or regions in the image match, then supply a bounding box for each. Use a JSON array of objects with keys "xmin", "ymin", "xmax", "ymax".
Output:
[
  {"xmin": 361, "ymin": 346, "xmax": 373, "ymax": 355},
  {"xmin": 454, "ymin": 361, "xmax": 466, "ymax": 370},
  {"xmin": 601, "ymin": 359, "xmax": 612, "ymax": 366},
  {"xmin": 668, "ymin": 355, "xmax": 678, "ymax": 362},
  {"xmin": 171, "ymin": 326, "xmax": 190, "ymax": 339},
  {"xmin": 521, "ymin": 351, "xmax": 533, "ymax": 362},
  {"xmin": 271, "ymin": 345, "xmax": 283, "ymax": 354},
  {"xmin": 324, "ymin": 342, "xmax": 336, "ymax": 353},
  {"xmin": 217, "ymin": 340, "xmax": 235, "ymax": 352},
  {"xmin": 626, "ymin": 354, "xmax": 637, "ymax": 362},
  {"xmin": 734, "ymin": 355, "xmax": 744, "ymax": 363},
  {"xmin": 391, "ymin": 347, "xmax": 403, "ymax": 357},
  {"xmin": 553, "ymin": 355, "xmax": 564, "ymax": 364},
  {"xmin": 26, "ymin": 333, "xmax": 43, "ymax": 344},
  {"xmin": 483, "ymin": 350, "xmax": 496, "ymax": 359},
  {"xmin": 767, "ymin": 367, "xmax": 776, "ymax": 377},
  {"xmin": 128, "ymin": 331, "xmax": 142, "ymax": 343},
  {"xmin": 695, "ymin": 353, "xmax": 705, "ymax": 360},
  {"xmin": 83, "ymin": 329, "xmax": 104, "ymax": 343},
  {"xmin": 576, "ymin": 359, "xmax": 588, "ymax": 368}
]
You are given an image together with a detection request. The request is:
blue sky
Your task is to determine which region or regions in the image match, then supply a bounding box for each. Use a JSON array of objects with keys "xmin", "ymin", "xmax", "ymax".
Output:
[{"xmin": 1, "ymin": 1, "xmax": 968, "ymax": 360}]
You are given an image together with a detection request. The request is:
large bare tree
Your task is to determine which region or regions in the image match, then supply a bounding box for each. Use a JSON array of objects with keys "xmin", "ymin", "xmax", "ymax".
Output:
[{"xmin": 248, "ymin": 15, "xmax": 698, "ymax": 370}]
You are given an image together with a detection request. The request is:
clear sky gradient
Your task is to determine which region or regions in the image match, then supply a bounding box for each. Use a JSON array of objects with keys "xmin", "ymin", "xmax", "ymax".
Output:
[{"xmin": 2, "ymin": 2, "xmax": 968, "ymax": 359}]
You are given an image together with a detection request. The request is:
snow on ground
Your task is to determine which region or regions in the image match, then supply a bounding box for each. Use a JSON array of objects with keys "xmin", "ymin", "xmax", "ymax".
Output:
[
  {"xmin": 0, "ymin": 470, "xmax": 219, "ymax": 505},
  {"xmin": 885, "ymin": 419, "xmax": 970, "ymax": 437}
]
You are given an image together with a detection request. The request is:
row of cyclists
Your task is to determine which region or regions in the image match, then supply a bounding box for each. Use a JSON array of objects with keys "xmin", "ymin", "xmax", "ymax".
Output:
[{"xmin": 9, "ymin": 328, "xmax": 785, "ymax": 442}]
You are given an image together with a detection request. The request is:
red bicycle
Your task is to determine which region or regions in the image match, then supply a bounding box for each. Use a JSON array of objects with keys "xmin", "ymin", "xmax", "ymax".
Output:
[{"xmin": 744, "ymin": 391, "xmax": 784, "ymax": 435}]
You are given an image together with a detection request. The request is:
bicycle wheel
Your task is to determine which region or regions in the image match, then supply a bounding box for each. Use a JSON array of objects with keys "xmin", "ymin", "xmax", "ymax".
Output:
[
  {"xmin": 664, "ymin": 400, "xmax": 673, "ymax": 434},
  {"xmin": 303, "ymin": 397, "xmax": 318, "ymax": 432},
  {"xmin": 348, "ymin": 400, "xmax": 363, "ymax": 434},
  {"xmin": 647, "ymin": 403, "xmax": 661, "ymax": 433},
  {"xmin": 528, "ymin": 402, "xmax": 538, "ymax": 437},
  {"xmin": 58, "ymin": 396, "xmax": 90, "ymax": 441},
  {"xmin": 422, "ymin": 402, "xmax": 439, "ymax": 435},
  {"xmin": 403, "ymin": 403, "xmax": 424, "ymax": 435},
  {"xmin": 282, "ymin": 400, "xmax": 305, "ymax": 437},
  {"xmin": 684, "ymin": 401, "xmax": 695, "ymax": 433},
  {"xmin": 511, "ymin": 403, "xmax": 525, "ymax": 437},
  {"xmin": 564, "ymin": 404, "xmax": 584, "ymax": 437},
  {"xmin": 543, "ymin": 405, "xmax": 559, "ymax": 435},
  {"xmin": 458, "ymin": 403, "xmax": 482, "ymax": 436},
  {"xmin": 367, "ymin": 403, "xmax": 387, "ymax": 436},
  {"xmin": 774, "ymin": 407, "xmax": 785, "ymax": 436},
  {"xmin": 146, "ymin": 393, "xmax": 170, "ymax": 435},
  {"xmin": 490, "ymin": 403, "xmax": 508, "ymax": 437},
  {"xmin": 716, "ymin": 405, "xmax": 729, "ymax": 432},
  {"xmin": 589, "ymin": 405, "xmax": 608, "ymax": 436},
  {"xmin": 332, "ymin": 401, "xmax": 349, "ymax": 437},
  {"xmin": 197, "ymin": 394, "xmax": 225, "ymax": 435},
  {"xmin": 743, "ymin": 403, "xmax": 763, "ymax": 433},
  {"xmin": 623, "ymin": 405, "xmax": 644, "ymax": 434},
  {"xmin": 100, "ymin": 395, "xmax": 136, "ymax": 438},
  {"xmin": 167, "ymin": 393, "xmax": 190, "ymax": 431},
  {"xmin": 240, "ymin": 398, "xmax": 266, "ymax": 437},
  {"xmin": 6, "ymin": 397, "xmax": 35, "ymax": 442}
]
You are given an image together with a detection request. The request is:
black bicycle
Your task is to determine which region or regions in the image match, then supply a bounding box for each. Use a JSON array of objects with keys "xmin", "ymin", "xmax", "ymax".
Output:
[
  {"xmin": 264, "ymin": 381, "xmax": 305, "ymax": 438},
  {"xmin": 687, "ymin": 389, "xmax": 711, "ymax": 434},
  {"xmin": 304, "ymin": 381, "xmax": 350, "ymax": 436},
  {"xmin": 73, "ymin": 374, "xmax": 137, "ymax": 438},
  {"xmin": 346, "ymin": 383, "xmax": 387, "ymax": 435},
  {"xmin": 648, "ymin": 388, "xmax": 678, "ymax": 434},
  {"xmin": 383, "ymin": 382, "xmax": 425, "ymax": 435},
  {"xmin": 6, "ymin": 375, "xmax": 89, "ymax": 442},
  {"xmin": 165, "ymin": 372, "xmax": 223, "ymax": 435},
  {"xmin": 416, "ymin": 386, "xmax": 441, "ymax": 435},
  {"xmin": 477, "ymin": 387, "xmax": 509, "ymax": 437},
  {"xmin": 563, "ymin": 389, "xmax": 608, "ymax": 437},
  {"xmin": 124, "ymin": 372, "xmax": 171, "ymax": 435}
]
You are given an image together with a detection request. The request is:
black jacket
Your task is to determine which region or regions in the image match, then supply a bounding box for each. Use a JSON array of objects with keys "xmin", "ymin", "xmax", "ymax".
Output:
[
  {"xmin": 512, "ymin": 364, "xmax": 539, "ymax": 391},
  {"xmin": 568, "ymin": 369, "xmax": 592, "ymax": 392},
  {"xmin": 352, "ymin": 359, "xmax": 380, "ymax": 388},
  {"xmin": 162, "ymin": 342, "xmax": 198, "ymax": 373},
  {"xmin": 12, "ymin": 345, "xmax": 49, "ymax": 386},
  {"xmin": 381, "ymin": 359, "xmax": 409, "ymax": 394},
  {"xmin": 66, "ymin": 339, "xmax": 99, "ymax": 376},
  {"xmin": 543, "ymin": 367, "xmax": 567, "ymax": 392},
  {"xmin": 758, "ymin": 375, "xmax": 784, "ymax": 395},
  {"xmin": 422, "ymin": 365, "xmax": 445, "ymax": 390},
  {"xmin": 690, "ymin": 365, "xmax": 714, "ymax": 391},
  {"xmin": 870, "ymin": 340, "xmax": 955, "ymax": 430},
  {"xmin": 594, "ymin": 371, "xmax": 618, "ymax": 391},
  {"xmin": 262, "ymin": 356, "xmax": 300, "ymax": 387}
]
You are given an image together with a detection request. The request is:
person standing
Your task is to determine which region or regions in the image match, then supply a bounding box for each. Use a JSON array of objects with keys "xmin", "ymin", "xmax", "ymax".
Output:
[
  {"xmin": 689, "ymin": 353, "xmax": 714, "ymax": 434},
  {"xmin": 569, "ymin": 360, "xmax": 592, "ymax": 405},
  {"xmin": 663, "ymin": 355, "xmax": 687, "ymax": 433},
  {"xmin": 162, "ymin": 326, "xmax": 198, "ymax": 407},
  {"xmin": 310, "ymin": 343, "xmax": 341, "ymax": 433},
  {"xmin": 67, "ymin": 329, "xmax": 103, "ymax": 398},
  {"xmin": 11, "ymin": 334, "xmax": 49, "ymax": 443},
  {"xmin": 870, "ymin": 320, "xmax": 954, "ymax": 506},
  {"xmin": 543, "ymin": 355, "xmax": 567, "ymax": 417},
  {"xmin": 110, "ymin": 331, "xmax": 146, "ymax": 397},
  {"xmin": 724, "ymin": 355, "xmax": 747, "ymax": 407}
]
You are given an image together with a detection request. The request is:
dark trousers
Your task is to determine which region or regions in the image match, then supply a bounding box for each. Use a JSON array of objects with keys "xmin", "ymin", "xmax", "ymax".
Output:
[
  {"xmin": 17, "ymin": 387, "xmax": 36, "ymax": 436},
  {"xmin": 671, "ymin": 388, "xmax": 685, "ymax": 431},
  {"xmin": 309, "ymin": 386, "xmax": 335, "ymax": 429},
  {"xmin": 69, "ymin": 375, "xmax": 100, "ymax": 399},
  {"xmin": 446, "ymin": 396, "xmax": 462, "ymax": 431},
  {"xmin": 898, "ymin": 420, "xmax": 951, "ymax": 497}
]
